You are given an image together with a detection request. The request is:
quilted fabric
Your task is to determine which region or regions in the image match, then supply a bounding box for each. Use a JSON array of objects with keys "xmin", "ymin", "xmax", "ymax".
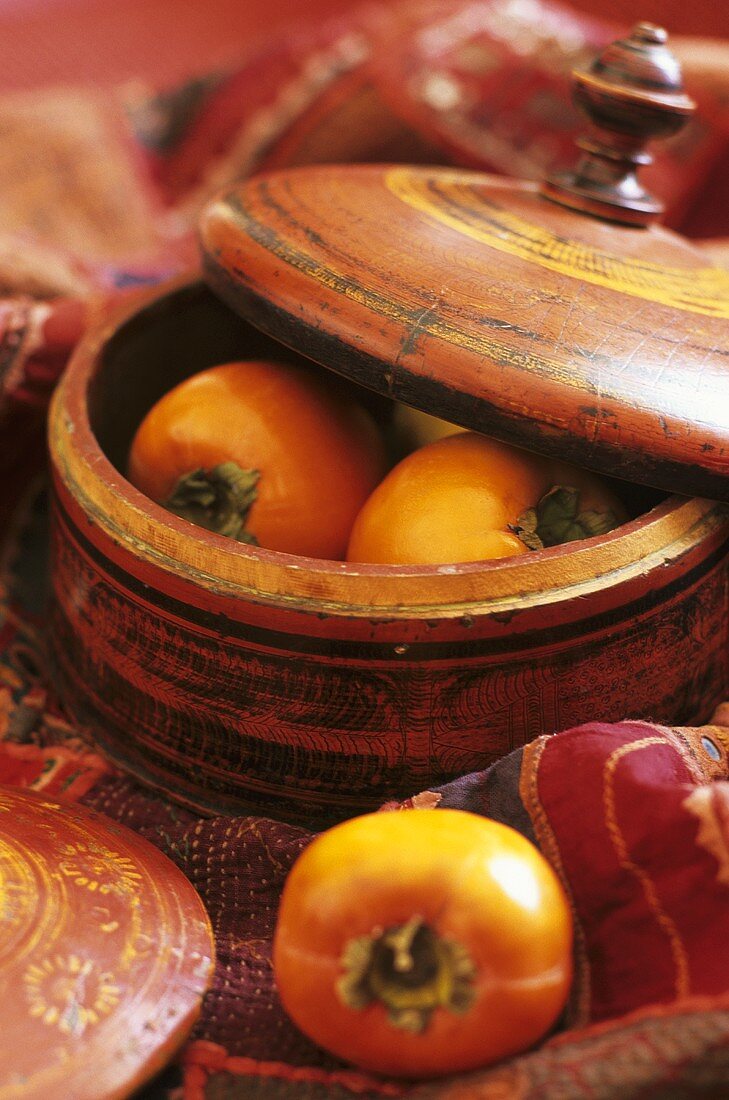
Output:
[{"xmin": 1, "ymin": 2, "xmax": 729, "ymax": 1095}]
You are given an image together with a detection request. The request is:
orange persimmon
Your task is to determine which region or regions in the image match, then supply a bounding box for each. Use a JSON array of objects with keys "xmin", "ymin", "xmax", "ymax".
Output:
[
  {"xmin": 346, "ymin": 430, "xmax": 628, "ymax": 564},
  {"xmin": 127, "ymin": 359, "xmax": 388, "ymax": 559},
  {"xmin": 273, "ymin": 808, "xmax": 573, "ymax": 1078}
]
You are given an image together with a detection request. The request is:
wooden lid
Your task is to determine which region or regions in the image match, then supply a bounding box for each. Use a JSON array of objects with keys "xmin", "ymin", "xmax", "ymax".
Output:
[
  {"xmin": 0, "ymin": 786, "xmax": 214, "ymax": 1099},
  {"xmin": 200, "ymin": 25, "xmax": 729, "ymax": 500}
]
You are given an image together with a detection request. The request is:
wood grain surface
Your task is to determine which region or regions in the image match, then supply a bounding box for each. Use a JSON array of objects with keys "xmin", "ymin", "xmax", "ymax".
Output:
[{"xmin": 200, "ymin": 164, "xmax": 729, "ymax": 501}]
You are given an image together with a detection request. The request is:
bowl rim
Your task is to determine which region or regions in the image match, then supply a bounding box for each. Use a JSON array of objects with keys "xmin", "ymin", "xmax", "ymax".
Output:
[{"xmin": 49, "ymin": 276, "xmax": 728, "ymax": 615}]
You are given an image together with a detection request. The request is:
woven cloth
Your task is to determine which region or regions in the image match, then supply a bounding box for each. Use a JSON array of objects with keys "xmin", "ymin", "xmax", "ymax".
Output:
[
  {"xmin": 1, "ymin": 2, "xmax": 729, "ymax": 1096},
  {"xmin": 4, "ymin": 528, "xmax": 729, "ymax": 1098}
]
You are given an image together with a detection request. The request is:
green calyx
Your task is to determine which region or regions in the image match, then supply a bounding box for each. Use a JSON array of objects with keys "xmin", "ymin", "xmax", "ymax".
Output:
[
  {"xmin": 163, "ymin": 461, "xmax": 260, "ymax": 543},
  {"xmin": 336, "ymin": 916, "xmax": 476, "ymax": 1034},
  {"xmin": 513, "ymin": 485, "xmax": 619, "ymax": 551}
]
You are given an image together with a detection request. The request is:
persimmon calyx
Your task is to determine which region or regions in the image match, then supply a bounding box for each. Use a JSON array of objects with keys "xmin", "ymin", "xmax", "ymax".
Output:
[
  {"xmin": 336, "ymin": 915, "xmax": 476, "ymax": 1034},
  {"xmin": 512, "ymin": 485, "xmax": 619, "ymax": 551},
  {"xmin": 163, "ymin": 462, "xmax": 260, "ymax": 543}
]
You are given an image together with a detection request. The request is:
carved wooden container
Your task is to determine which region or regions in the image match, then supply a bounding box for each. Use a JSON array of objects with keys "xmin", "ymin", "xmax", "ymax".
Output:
[
  {"xmin": 48, "ymin": 279, "xmax": 728, "ymax": 823},
  {"xmin": 48, "ymin": 25, "xmax": 729, "ymax": 823}
]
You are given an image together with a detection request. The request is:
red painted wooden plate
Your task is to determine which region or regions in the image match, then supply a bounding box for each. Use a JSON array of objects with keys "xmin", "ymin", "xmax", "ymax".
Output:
[
  {"xmin": 200, "ymin": 163, "xmax": 729, "ymax": 501},
  {"xmin": 0, "ymin": 786, "xmax": 214, "ymax": 1099}
]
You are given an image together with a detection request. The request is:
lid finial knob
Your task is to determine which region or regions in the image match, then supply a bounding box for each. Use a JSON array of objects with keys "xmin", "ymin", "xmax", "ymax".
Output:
[{"xmin": 542, "ymin": 23, "xmax": 695, "ymax": 226}]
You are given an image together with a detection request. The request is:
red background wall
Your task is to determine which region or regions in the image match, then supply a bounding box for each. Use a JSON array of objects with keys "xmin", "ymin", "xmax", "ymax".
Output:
[
  {"xmin": 0, "ymin": 0, "xmax": 724, "ymax": 94},
  {"xmin": 0, "ymin": 0, "xmax": 353, "ymax": 90}
]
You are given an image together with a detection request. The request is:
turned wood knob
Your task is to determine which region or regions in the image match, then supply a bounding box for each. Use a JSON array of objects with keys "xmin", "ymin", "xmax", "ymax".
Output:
[{"xmin": 542, "ymin": 22, "xmax": 695, "ymax": 226}]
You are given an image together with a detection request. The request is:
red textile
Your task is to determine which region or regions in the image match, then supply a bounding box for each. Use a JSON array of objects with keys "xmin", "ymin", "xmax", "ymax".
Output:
[
  {"xmin": 567, "ymin": 0, "xmax": 729, "ymax": 39},
  {"xmin": 1, "ymin": 2, "xmax": 729, "ymax": 1096},
  {"xmin": 0, "ymin": 0, "xmax": 354, "ymax": 92},
  {"xmin": 522, "ymin": 721, "xmax": 729, "ymax": 1025},
  {"xmin": 2, "ymin": 620, "xmax": 729, "ymax": 1097}
]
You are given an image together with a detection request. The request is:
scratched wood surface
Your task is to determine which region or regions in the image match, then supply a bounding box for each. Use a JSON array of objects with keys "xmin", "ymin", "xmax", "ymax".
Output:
[
  {"xmin": 47, "ymin": 281, "xmax": 729, "ymax": 821},
  {"xmin": 200, "ymin": 164, "xmax": 729, "ymax": 501},
  {"xmin": 0, "ymin": 786, "xmax": 214, "ymax": 1099}
]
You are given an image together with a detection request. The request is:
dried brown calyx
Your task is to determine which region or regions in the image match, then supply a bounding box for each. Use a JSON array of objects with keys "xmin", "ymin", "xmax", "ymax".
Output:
[
  {"xmin": 163, "ymin": 461, "xmax": 259, "ymax": 543},
  {"xmin": 336, "ymin": 915, "xmax": 476, "ymax": 1034},
  {"xmin": 512, "ymin": 485, "xmax": 620, "ymax": 551}
]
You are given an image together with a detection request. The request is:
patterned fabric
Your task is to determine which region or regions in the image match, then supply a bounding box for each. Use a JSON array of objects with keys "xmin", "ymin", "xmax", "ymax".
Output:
[
  {"xmin": 436, "ymin": 718, "xmax": 729, "ymax": 1022},
  {"xmin": 3, "ymin": 489, "xmax": 729, "ymax": 1098},
  {"xmin": 1, "ymin": 2, "xmax": 729, "ymax": 1096},
  {"xmin": 1, "ymin": 2, "xmax": 729, "ymax": 426},
  {"xmin": 370, "ymin": 0, "xmax": 729, "ymax": 234},
  {"xmin": 181, "ymin": 997, "xmax": 729, "ymax": 1098}
]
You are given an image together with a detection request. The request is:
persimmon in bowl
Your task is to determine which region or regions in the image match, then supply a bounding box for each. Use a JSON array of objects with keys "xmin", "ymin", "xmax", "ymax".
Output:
[{"xmin": 48, "ymin": 280, "xmax": 729, "ymax": 823}]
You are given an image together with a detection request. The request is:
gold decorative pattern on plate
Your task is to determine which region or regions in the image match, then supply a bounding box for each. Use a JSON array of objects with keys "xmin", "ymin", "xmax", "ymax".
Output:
[
  {"xmin": 24, "ymin": 955, "xmax": 121, "ymax": 1035},
  {"xmin": 0, "ymin": 836, "xmax": 43, "ymax": 958},
  {"xmin": 0, "ymin": 786, "xmax": 214, "ymax": 1100},
  {"xmin": 57, "ymin": 841, "xmax": 143, "ymax": 896}
]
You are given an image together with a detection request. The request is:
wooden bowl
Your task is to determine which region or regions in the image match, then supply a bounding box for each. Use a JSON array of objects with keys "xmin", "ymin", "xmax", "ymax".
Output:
[{"xmin": 48, "ymin": 280, "xmax": 729, "ymax": 824}]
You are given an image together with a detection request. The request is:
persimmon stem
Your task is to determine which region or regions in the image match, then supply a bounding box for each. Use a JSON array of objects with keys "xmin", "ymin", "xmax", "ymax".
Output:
[
  {"xmin": 388, "ymin": 915, "xmax": 422, "ymax": 973},
  {"xmin": 336, "ymin": 918, "xmax": 476, "ymax": 1034},
  {"xmin": 512, "ymin": 484, "xmax": 619, "ymax": 551},
  {"xmin": 163, "ymin": 462, "xmax": 260, "ymax": 543}
]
